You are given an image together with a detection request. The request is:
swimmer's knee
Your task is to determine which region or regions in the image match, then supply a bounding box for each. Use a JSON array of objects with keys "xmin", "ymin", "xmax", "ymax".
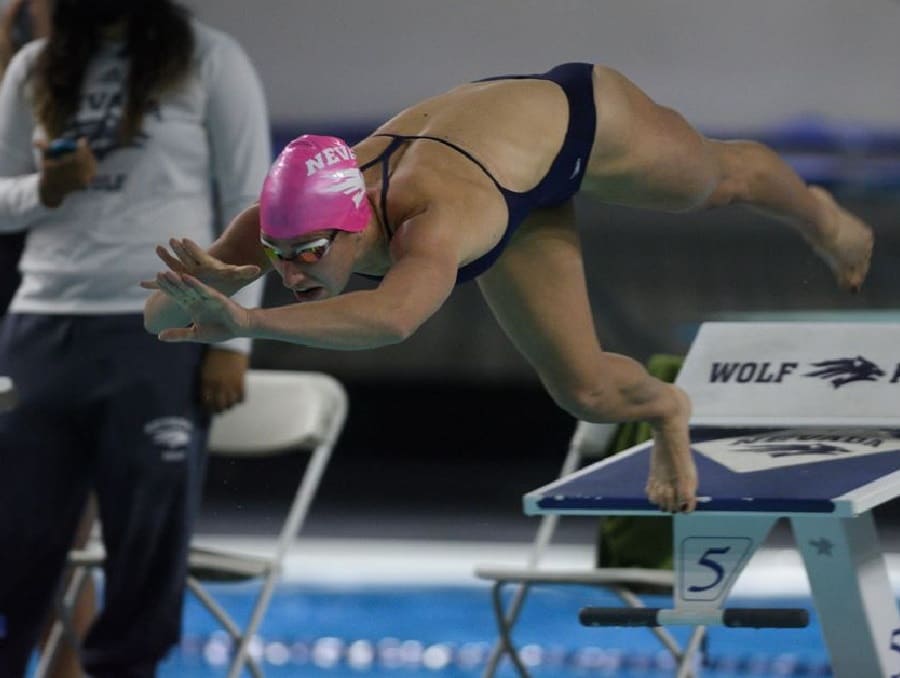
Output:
[
  {"xmin": 701, "ymin": 175, "xmax": 746, "ymax": 209},
  {"xmin": 700, "ymin": 140, "xmax": 764, "ymax": 209}
]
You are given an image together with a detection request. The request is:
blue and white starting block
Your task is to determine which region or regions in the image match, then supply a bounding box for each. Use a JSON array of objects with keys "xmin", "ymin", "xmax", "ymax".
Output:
[{"xmin": 525, "ymin": 322, "xmax": 900, "ymax": 677}]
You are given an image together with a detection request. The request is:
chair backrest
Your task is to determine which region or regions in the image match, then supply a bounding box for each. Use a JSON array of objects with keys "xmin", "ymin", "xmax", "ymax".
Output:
[
  {"xmin": 523, "ymin": 420, "xmax": 617, "ymax": 568},
  {"xmin": 207, "ymin": 369, "xmax": 348, "ymax": 555},
  {"xmin": 0, "ymin": 375, "xmax": 15, "ymax": 412},
  {"xmin": 209, "ymin": 370, "xmax": 348, "ymax": 457}
]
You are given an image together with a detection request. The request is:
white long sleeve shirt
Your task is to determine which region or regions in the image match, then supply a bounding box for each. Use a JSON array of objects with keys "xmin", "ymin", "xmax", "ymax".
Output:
[{"xmin": 0, "ymin": 20, "xmax": 270, "ymax": 352}]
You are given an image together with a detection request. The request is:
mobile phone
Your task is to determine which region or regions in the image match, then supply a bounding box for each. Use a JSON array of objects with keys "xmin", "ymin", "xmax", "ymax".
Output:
[{"xmin": 45, "ymin": 138, "xmax": 79, "ymax": 159}]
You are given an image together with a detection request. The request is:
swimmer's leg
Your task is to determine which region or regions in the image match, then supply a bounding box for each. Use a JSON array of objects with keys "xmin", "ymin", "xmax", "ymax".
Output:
[
  {"xmin": 477, "ymin": 204, "xmax": 696, "ymax": 512},
  {"xmin": 582, "ymin": 65, "xmax": 872, "ymax": 291}
]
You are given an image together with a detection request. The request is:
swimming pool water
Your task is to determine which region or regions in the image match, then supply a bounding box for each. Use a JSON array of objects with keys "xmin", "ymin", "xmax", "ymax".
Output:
[{"xmin": 156, "ymin": 583, "xmax": 833, "ymax": 677}]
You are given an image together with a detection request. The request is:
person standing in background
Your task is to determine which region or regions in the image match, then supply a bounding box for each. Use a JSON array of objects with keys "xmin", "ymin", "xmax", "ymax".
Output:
[
  {"xmin": 0, "ymin": 1, "xmax": 270, "ymax": 676},
  {"xmin": 0, "ymin": 0, "xmax": 49, "ymax": 314},
  {"xmin": 0, "ymin": 4, "xmax": 94, "ymax": 678}
]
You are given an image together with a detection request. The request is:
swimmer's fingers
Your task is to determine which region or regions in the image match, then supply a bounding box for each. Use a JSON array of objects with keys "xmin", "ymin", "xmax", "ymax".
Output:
[
  {"xmin": 160, "ymin": 275, "xmax": 249, "ymax": 344},
  {"xmin": 155, "ymin": 244, "xmax": 189, "ymax": 274},
  {"xmin": 156, "ymin": 271, "xmax": 204, "ymax": 307},
  {"xmin": 169, "ymin": 238, "xmax": 262, "ymax": 285},
  {"xmin": 169, "ymin": 238, "xmax": 203, "ymax": 269},
  {"xmin": 158, "ymin": 325, "xmax": 198, "ymax": 342},
  {"xmin": 181, "ymin": 273, "xmax": 226, "ymax": 299},
  {"xmin": 230, "ymin": 264, "xmax": 263, "ymax": 281},
  {"xmin": 180, "ymin": 238, "xmax": 219, "ymax": 266},
  {"xmin": 181, "ymin": 238, "xmax": 262, "ymax": 281}
]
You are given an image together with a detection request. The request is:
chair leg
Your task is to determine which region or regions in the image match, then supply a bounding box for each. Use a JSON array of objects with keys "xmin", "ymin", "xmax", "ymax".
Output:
[
  {"xmin": 187, "ymin": 576, "xmax": 244, "ymax": 640},
  {"xmin": 225, "ymin": 572, "xmax": 281, "ymax": 678},
  {"xmin": 187, "ymin": 577, "xmax": 265, "ymax": 678},
  {"xmin": 484, "ymin": 581, "xmax": 531, "ymax": 678},
  {"xmin": 33, "ymin": 565, "xmax": 91, "ymax": 678},
  {"xmin": 34, "ymin": 622, "xmax": 63, "ymax": 678}
]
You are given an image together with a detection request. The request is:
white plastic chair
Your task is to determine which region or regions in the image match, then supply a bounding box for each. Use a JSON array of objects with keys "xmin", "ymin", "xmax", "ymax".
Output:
[
  {"xmin": 0, "ymin": 375, "xmax": 15, "ymax": 411},
  {"xmin": 37, "ymin": 369, "xmax": 348, "ymax": 678},
  {"xmin": 474, "ymin": 420, "xmax": 706, "ymax": 678}
]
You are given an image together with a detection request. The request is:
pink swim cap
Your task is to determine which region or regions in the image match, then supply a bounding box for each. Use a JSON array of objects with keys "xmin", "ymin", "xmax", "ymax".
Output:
[{"xmin": 259, "ymin": 134, "xmax": 372, "ymax": 239}]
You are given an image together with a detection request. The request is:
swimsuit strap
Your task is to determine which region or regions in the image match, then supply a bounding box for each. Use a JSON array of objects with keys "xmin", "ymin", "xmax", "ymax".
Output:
[
  {"xmin": 367, "ymin": 133, "xmax": 506, "ymax": 193},
  {"xmin": 359, "ymin": 135, "xmax": 407, "ymax": 236},
  {"xmin": 358, "ymin": 133, "xmax": 507, "ymax": 238}
]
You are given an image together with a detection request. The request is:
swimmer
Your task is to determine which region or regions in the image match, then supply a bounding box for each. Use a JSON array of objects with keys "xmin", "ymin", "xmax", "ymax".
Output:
[{"xmin": 143, "ymin": 63, "xmax": 874, "ymax": 513}]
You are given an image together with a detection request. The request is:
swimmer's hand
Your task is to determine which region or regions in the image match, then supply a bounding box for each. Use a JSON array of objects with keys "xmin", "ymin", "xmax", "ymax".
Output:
[
  {"xmin": 153, "ymin": 272, "xmax": 252, "ymax": 344},
  {"xmin": 646, "ymin": 385, "xmax": 698, "ymax": 513},
  {"xmin": 140, "ymin": 238, "xmax": 261, "ymax": 295}
]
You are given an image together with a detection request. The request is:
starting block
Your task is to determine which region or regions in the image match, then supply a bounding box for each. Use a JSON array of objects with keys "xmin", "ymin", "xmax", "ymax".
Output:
[
  {"xmin": 0, "ymin": 376, "xmax": 15, "ymax": 412},
  {"xmin": 525, "ymin": 322, "xmax": 900, "ymax": 677}
]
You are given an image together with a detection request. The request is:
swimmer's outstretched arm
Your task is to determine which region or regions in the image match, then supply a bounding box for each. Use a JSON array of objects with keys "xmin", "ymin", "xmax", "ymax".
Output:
[
  {"xmin": 151, "ymin": 214, "xmax": 461, "ymax": 350},
  {"xmin": 252, "ymin": 252, "xmax": 456, "ymax": 349}
]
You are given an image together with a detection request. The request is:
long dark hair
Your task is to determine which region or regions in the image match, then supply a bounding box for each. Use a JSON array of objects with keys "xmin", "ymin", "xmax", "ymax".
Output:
[{"xmin": 32, "ymin": 0, "xmax": 194, "ymax": 142}]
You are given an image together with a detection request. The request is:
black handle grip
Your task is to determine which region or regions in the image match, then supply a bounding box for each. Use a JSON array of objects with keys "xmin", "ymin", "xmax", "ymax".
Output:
[
  {"xmin": 579, "ymin": 606, "xmax": 810, "ymax": 628},
  {"xmin": 723, "ymin": 608, "xmax": 809, "ymax": 628},
  {"xmin": 579, "ymin": 607, "xmax": 661, "ymax": 627}
]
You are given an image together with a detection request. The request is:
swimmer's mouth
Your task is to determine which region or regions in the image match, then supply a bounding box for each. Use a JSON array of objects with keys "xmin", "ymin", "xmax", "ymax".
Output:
[{"xmin": 292, "ymin": 286, "xmax": 325, "ymax": 303}]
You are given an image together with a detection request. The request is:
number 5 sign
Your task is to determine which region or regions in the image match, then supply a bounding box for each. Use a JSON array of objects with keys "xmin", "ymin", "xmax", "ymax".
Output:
[{"xmin": 679, "ymin": 537, "xmax": 754, "ymax": 603}]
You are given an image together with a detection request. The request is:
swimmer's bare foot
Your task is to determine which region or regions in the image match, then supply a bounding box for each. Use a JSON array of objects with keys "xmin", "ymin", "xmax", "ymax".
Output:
[
  {"xmin": 646, "ymin": 385, "xmax": 698, "ymax": 512},
  {"xmin": 807, "ymin": 186, "xmax": 873, "ymax": 293}
]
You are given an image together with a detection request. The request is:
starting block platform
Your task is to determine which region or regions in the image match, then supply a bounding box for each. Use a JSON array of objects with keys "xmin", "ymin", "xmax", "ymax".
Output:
[{"xmin": 525, "ymin": 322, "xmax": 900, "ymax": 677}]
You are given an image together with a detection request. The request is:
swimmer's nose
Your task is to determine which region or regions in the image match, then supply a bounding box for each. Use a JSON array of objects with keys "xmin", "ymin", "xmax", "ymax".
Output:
[{"xmin": 279, "ymin": 263, "xmax": 313, "ymax": 289}]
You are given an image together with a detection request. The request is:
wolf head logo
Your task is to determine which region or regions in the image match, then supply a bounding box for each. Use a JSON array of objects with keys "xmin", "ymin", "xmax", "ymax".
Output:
[
  {"xmin": 322, "ymin": 173, "xmax": 367, "ymax": 208},
  {"xmin": 804, "ymin": 356, "xmax": 885, "ymax": 388}
]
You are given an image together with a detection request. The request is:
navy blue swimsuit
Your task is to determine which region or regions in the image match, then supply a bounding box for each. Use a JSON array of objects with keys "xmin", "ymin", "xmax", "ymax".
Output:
[{"xmin": 359, "ymin": 62, "xmax": 597, "ymax": 284}]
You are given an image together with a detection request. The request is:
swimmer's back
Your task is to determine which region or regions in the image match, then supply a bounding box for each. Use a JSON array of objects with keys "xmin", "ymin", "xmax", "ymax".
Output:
[{"xmin": 363, "ymin": 77, "xmax": 573, "ymax": 193}]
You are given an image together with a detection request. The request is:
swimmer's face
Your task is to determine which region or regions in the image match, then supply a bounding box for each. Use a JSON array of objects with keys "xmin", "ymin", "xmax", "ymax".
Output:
[{"xmin": 261, "ymin": 230, "xmax": 354, "ymax": 302}]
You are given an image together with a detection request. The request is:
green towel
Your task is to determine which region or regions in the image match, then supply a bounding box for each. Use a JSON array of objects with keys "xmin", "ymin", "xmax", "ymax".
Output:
[{"xmin": 595, "ymin": 354, "xmax": 684, "ymax": 570}]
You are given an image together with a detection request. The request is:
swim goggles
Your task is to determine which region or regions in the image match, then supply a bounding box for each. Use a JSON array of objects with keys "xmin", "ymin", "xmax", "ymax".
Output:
[{"xmin": 260, "ymin": 233, "xmax": 335, "ymax": 264}]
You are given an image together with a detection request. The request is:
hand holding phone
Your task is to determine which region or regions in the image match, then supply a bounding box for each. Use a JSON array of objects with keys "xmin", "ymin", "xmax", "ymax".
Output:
[
  {"xmin": 44, "ymin": 138, "xmax": 79, "ymax": 159},
  {"xmin": 37, "ymin": 137, "xmax": 97, "ymax": 207}
]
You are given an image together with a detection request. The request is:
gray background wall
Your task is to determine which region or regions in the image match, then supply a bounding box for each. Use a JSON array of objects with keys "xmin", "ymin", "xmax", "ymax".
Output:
[{"xmin": 186, "ymin": 0, "xmax": 900, "ymax": 130}]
